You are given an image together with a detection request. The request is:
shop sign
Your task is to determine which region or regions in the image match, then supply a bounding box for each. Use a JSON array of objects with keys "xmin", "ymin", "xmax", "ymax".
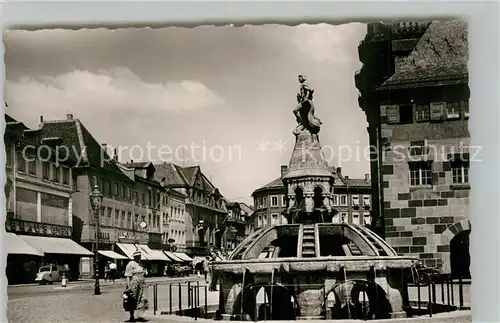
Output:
[{"xmin": 6, "ymin": 219, "xmax": 71, "ymax": 238}]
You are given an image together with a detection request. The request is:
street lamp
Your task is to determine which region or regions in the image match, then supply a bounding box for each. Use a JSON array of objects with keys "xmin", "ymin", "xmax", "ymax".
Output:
[{"xmin": 89, "ymin": 176, "xmax": 103, "ymax": 295}]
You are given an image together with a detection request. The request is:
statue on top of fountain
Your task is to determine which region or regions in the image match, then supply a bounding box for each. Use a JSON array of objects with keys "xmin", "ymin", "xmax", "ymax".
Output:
[{"xmin": 293, "ymin": 74, "xmax": 323, "ymax": 135}]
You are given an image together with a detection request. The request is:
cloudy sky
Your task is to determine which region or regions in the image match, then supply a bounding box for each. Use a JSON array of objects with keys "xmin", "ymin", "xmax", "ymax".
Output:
[{"xmin": 4, "ymin": 23, "xmax": 369, "ymax": 204}]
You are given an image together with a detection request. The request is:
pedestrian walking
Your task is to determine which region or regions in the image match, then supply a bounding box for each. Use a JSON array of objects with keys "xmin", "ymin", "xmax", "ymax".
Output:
[
  {"xmin": 203, "ymin": 256, "xmax": 211, "ymax": 283},
  {"xmin": 124, "ymin": 250, "xmax": 148, "ymax": 322},
  {"xmin": 109, "ymin": 260, "xmax": 117, "ymax": 284},
  {"xmin": 104, "ymin": 262, "xmax": 110, "ymax": 282}
]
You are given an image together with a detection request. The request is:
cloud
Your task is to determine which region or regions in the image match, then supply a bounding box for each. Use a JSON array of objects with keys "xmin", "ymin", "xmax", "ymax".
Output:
[
  {"xmin": 5, "ymin": 67, "xmax": 225, "ymax": 121},
  {"xmin": 290, "ymin": 23, "xmax": 366, "ymax": 64}
]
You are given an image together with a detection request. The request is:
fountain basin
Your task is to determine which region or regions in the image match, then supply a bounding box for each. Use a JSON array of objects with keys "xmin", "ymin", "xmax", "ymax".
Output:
[{"xmin": 212, "ymin": 223, "xmax": 418, "ymax": 321}]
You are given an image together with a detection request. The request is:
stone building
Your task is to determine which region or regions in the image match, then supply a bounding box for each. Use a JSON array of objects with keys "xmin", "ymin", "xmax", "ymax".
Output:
[
  {"xmin": 355, "ymin": 20, "xmax": 470, "ymax": 276},
  {"xmin": 38, "ymin": 114, "xmax": 168, "ymax": 277},
  {"xmin": 154, "ymin": 163, "xmax": 228, "ymax": 257},
  {"xmin": 222, "ymin": 200, "xmax": 253, "ymax": 252},
  {"xmin": 251, "ymin": 165, "xmax": 372, "ymax": 229},
  {"xmin": 4, "ymin": 114, "xmax": 93, "ymax": 284}
]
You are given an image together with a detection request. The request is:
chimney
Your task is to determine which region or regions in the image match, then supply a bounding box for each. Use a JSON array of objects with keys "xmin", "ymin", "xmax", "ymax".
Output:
[
  {"xmin": 66, "ymin": 113, "xmax": 73, "ymax": 120},
  {"xmin": 336, "ymin": 167, "xmax": 341, "ymax": 175},
  {"xmin": 281, "ymin": 165, "xmax": 288, "ymax": 178},
  {"xmin": 114, "ymin": 148, "xmax": 118, "ymax": 161},
  {"xmin": 365, "ymin": 173, "xmax": 370, "ymax": 183},
  {"xmin": 40, "ymin": 115, "xmax": 44, "ymax": 123}
]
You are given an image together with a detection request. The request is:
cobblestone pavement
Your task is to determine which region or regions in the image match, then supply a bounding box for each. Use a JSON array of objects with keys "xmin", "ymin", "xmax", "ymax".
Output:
[{"xmin": 7, "ymin": 281, "xmax": 218, "ymax": 323}]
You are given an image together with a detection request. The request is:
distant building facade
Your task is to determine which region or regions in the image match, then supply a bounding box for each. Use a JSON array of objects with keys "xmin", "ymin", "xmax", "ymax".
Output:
[
  {"xmin": 355, "ymin": 20, "xmax": 470, "ymax": 276},
  {"xmin": 154, "ymin": 163, "xmax": 228, "ymax": 257},
  {"xmin": 222, "ymin": 200, "xmax": 252, "ymax": 252},
  {"xmin": 251, "ymin": 165, "xmax": 372, "ymax": 230}
]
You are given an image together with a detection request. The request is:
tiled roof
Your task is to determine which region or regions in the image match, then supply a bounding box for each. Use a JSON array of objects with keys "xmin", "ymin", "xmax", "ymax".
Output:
[
  {"xmin": 252, "ymin": 177, "xmax": 284, "ymax": 196},
  {"xmin": 40, "ymin": 119, "xmax": 130, "ymax": 180},
  {"xmin": 153, "ymin": 163, "xmax": 189, "ymax": 187},
  {"xmin": 180, "ymin": 166, "xmax": 199, "ymax": 186},
  {"xmin": 239, "ymin": 202, "xmax": 254, "ymax": 215},
  {"xmin": 381, "ymin": 20, "xmax": 468, "ymax": 88},
  {"xmin": 123, "ymin": 162, "xmax": 152, "ymax": 169},
  {"xmin": 344, "ymin": 178, "xmax": 370, "ymax": 188}
]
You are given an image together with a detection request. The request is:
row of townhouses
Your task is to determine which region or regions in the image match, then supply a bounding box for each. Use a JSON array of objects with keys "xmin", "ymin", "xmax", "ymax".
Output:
[{"xmin": 5, "ymin": 112, "xmax": 253, "ymax": 284}]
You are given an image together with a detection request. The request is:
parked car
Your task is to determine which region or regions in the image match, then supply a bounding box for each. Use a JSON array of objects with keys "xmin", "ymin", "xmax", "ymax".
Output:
[
  {"xmin": 35, "ymin": 265, "xmax": 71, "ymax": 285},
  {"xmin": 408, "ymin": 263, "xmax": 441, "ymax": 286}
]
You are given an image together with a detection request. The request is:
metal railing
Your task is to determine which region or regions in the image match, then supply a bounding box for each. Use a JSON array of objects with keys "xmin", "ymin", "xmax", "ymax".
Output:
[
  {"xmin": 147, "ymin": 274, "xmax": 469, "ymax": 321},
  {"xmin": 146, "ymin": 283, "xmax": 158, "ymax": 315}
]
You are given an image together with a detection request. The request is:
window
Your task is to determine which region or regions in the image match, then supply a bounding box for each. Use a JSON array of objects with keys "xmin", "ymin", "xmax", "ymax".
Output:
[
  {"xmin": 127, "ymin": 213, "xmax": 132, "ymax": 228},
  {"xmin": 452, "ymin": 160, "xmax": 470, "ymax": 184},
  {"xmin": 107, "ymin": 182, "xmax": 112, "ymax": 197},
  {"xmin": 42, "ymin": 162, "xmax": 50, "ymax": 179},
  {"xmin": 115, "ymin": 209, "xmax": 120, "ymax": 227},
  {"xmin": 340, "ymin": 195, "xmax": 348, "ymax": 206},
  {"xmin": 262, "ymin": 197, "xmax": 267, "ymax": 207},
  {"xmin": 16, "ymin": 152, "xmax": 25, "ymax": 172},
  {"xmin": 114, "ymin": 183, "xmax": 119, "ymax": 197},
  {"xmin": 6, "ymin": 145, "xmax": 12, "ymax": 168},
  {"xmin": 271, "ymin": 213, "xmax": 279, "ymax": 225},
  {"xmin": 332, "ymin": 195, "xmax": 339, "ymax": 206},
  {"xmin": 461, "ymin": 101, "xmax": 469, "ymax": 118},
  {"xmin": 62, "ymin": 167, "xmax": 69, "ymax": 184},
  {"xmin": 134, "ymin": 191, "xmax": 139, "ymax": 204},
  {"xmin": 27, "ymin": 156, "xmax": 36, "ymax": 175},
  {"xmin": 271, "ymin": 196, "xmax": 278, "ymax": 207},
  {"xmin": 446, "ymin": 102, "xmax": 460, "ymax": 119},
  {"xmin": 281, "ymin": 195, "xmax": 286, "ymax": 206},
  {"xmin": 399, "ymin": 104, "xmax": 413, "ymax": 124},
  {"xmin": 148, "ymin": 191, "xmax": 152, "ymax": 206},
  {"xmin": 352, "ymin": 212, "xmax": 360, "ymax": 225},
  {"xmin": 257, "ymin": 215, "xmax": 262, "ymax": 228},
  {"xmin": 53, "ymin": 166, "xmax": 60, "ymax": 182},
  {"xmin": 121, "ymin": 211, "xmax": 126, "ymax": 228},
  {"xmin": 141, "ymin": 193, "xmax": 145, "ymax": 205},
  {"xmin": 352, "ymin": 196, "xmax": 360, "ymax": 207},
  {"xmin": 430, "ymin": 102, "xmax": 445, "ymax": 120},
  {"xmin": 73, "ymin": 176, "xmax": 78, "ymax": 190},
  {"xmin": 363, "ymin": 212, "xmax": 371, "ymax": 225},
  {"xmin": 105, "ymin": 208, "xmax": 112, "ymax": 226},
  {"xmin": 148, "ymin": 214, "xmax": 152, "ymax": 228},
  {"xmin": 135, "ymin": 214, "xmax": 139, "ymax": 225},
  {"xmin": 386, "ymin": 105, "xmax": 400, "ymax": 124},
  {"xmin": 409, "ymin": 162, "xmax": 432, "ymax": 186},
  {"xmin": 363, "ymin": 195, "xmax": 371, "ymax": 207},
  {"xmin": 416, "ymin": 104, "xmax": 430, "ymax": 122}
]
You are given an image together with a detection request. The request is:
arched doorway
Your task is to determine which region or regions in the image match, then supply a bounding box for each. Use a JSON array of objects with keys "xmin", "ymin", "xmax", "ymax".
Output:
[{"xmin": 450, "ymin": 230, "xmax": 471, "ymax": 278}]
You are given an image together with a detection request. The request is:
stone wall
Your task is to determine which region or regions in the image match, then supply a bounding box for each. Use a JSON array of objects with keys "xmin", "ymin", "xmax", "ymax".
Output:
[{"xmin": 381, "ymin": 131, "xmax": 471, "ymax": 273}]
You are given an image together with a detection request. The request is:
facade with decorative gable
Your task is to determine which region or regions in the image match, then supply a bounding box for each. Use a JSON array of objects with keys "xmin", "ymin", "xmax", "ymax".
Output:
[
  {"xmin": 154, "ymin": 163, "xmax": 228, "ymax": 257},
  {"xmin": 355, "ymin": 20, "xmax": 470, "ymax": 277}
]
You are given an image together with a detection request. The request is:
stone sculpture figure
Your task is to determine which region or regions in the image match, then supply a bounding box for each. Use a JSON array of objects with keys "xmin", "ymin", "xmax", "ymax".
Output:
[{"xmin": 293, "ymin": 75, "xmax": 323, "ymax": 135}]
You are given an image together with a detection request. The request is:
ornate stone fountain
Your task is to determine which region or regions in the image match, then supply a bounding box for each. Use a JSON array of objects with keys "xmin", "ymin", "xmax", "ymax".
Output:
[{"xmin": 212, "ymin": 75, "xmax": 418, "ymax": 321}]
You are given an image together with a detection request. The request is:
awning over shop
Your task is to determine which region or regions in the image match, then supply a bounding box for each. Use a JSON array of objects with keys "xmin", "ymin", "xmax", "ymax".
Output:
[
  {"xmin": 136, "ymin": 245, "xmax": 170, "ymax": 262},
  {"xmin": 174, "ymin": 252, "xmax": 193, "ymax": 262},
  {"xmin": 98, "ymin": 250, "xmax": 128, "ymax": 260},
  {"xmin": 18, "ymin": 235, "xmax": 93, "ymax": 256},
  {"xmin": 164, "ymin": 251, "xmax": 184, "ymax": 262},
  {"xmin": 6, "ymin": 233, "xmax": 44, "ymax": 257},
  {"xmin": 115, "ymin": 243, "xmax": 138, "ymax": 259}
]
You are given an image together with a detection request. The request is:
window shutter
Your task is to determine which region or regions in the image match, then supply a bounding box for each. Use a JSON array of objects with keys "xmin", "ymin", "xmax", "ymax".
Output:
[
  {"xmin": 430, "ymin": 102, "xmax": 445, "ymax": 120},
  {"xmin": 386, "ymin": 105, "xmax": 400, "ymax": 124}
]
